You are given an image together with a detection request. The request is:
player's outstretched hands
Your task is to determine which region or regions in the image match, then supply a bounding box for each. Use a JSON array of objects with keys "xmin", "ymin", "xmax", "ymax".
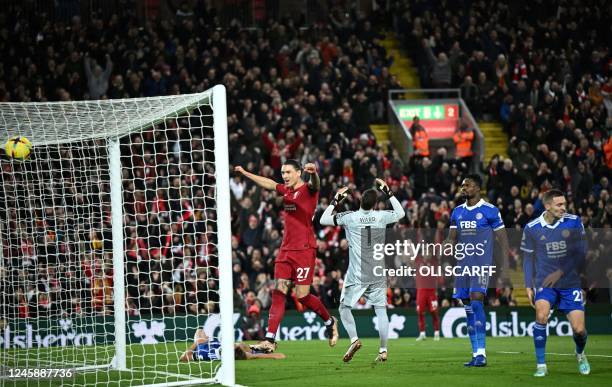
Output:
[
  {"xmin": 331, "ymin": 187, "xmax": 350, "ymax": 206},
  {"xmin": 304, "ymin": 163, "xmax": 317, "ymax": 173},
  {"xmin": 375, "ymin": 178, "xmax": 392, "ymax": 197},
  {"xmin": 234, "ymin": 166, "xmax": 245, "ymax": 175}
]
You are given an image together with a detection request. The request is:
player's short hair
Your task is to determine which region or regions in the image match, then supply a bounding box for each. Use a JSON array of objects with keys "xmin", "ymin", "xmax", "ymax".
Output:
[
  {"xmin": 282, "ymin": 159, "xmax": 302, "ymax": 172},
  {"xmin": 464, "ymin": 173, "xmax": 483, "ymax": 188},
  {"xmin": 542, "ymin": 189, "xmax": 565, "ymax": 204},
  {"xmin": 361, "ymin": 189, "xmax": 377, "ymax": 211}
]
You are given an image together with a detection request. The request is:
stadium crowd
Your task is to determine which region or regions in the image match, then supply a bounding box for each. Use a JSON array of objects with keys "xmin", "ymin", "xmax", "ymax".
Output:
[{"xmin": 0, "ymin": 0, "xmax": 610, "ymax": 329}]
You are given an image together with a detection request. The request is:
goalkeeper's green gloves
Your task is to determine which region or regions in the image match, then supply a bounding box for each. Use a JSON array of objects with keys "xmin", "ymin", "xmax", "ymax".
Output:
[
  {"xmin": 375, "ymin": 178, "xmax": 393, "ymax": 198},
  {"xmin": 330, "ymin": 187, "xmax": 349, "ymax": 206}
]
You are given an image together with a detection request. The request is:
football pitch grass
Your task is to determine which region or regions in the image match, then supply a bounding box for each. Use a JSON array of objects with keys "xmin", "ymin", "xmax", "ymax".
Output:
[
  {"xmin": 237, "ymin": 335, "xmax": 612, "ymax": 387},
  {"xmin": 3, "ymin": 336, "xmax": 611, "ymax": 386}
]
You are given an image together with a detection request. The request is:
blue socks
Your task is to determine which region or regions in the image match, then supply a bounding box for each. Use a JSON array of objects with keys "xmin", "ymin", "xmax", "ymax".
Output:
[
  {"xmin": 533, "ymin": 322, "xmax": 547, "ymax": 365},
  {"xmin": 471, "ymin": 300, "xmax": 486, "ymax": 356},
  {"xmin": 464, "ymin": 303, "xmax": 477, "ymax": 355},
  {"xmin": 574, "ymin": 331, "xmax": 587, "ymax": 355}
]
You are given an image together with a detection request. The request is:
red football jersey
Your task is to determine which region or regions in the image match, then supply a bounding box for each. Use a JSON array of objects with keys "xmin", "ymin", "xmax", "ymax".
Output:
[
  {"xmin": 276, "ymin": 183, "xmax": 318, "ymax": 250},
  {"xmin": 415, "ymin": 256, "xmax": 441, "ymax": 289}
]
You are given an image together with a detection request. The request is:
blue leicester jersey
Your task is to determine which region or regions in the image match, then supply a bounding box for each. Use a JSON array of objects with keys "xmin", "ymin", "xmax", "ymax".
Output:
[
  {"xmin": 520, "ymin": 213, "xmax": 586, "ymax": 289},
  {"xmin": 193, "ymin": 340, "xmax": 221, "ymax": 361},
  {"xmin": 450, "ymin": 199, "xmax": 504, "ymax": 266}
]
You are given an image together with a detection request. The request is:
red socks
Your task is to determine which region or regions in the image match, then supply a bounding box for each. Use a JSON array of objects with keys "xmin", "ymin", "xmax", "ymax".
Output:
[
  {"xmin": 267, "ymin": 292, "xmax": 331, "ymax": 338},
  {"xmin": 417, "ymin": 309, "xmax": 440, "ymax": 332},
  {"xmin": 432, "ymin": 309, "xmax": 440, "ymax": 331},
  {"xmin": 417, "ymin": 310, "xmax": 426, "ymax": 332},
  {"xmin": 298, "ymin": 294, "xmax": 331, "ymax": 322},
  {"xmin": 266, "ymin": 290, "xmax": 287, "ymax": 336}
]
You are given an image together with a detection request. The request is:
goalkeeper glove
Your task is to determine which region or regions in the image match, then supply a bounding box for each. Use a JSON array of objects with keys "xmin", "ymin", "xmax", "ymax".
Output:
[
  {"xmin": 375, "ymin": 178, "xmax": 393, "ymax": 198},
  {"xmin": 330, "ymin": 187, "xmax": 349, "ymax": 206}
]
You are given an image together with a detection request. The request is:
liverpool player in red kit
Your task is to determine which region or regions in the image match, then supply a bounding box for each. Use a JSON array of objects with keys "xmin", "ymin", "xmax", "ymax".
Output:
[
  {"xmin": 415, "ymin": 254, "xmax": 441, "ymax": 341},
  {"xmin": 234, "ymin": 160, "xmax": 338, "ymax": 352}
]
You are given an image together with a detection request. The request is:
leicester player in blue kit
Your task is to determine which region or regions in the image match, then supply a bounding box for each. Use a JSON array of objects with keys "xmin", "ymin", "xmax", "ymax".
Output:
[
  {"xmin": 521, "ymin": 189, "xmax": 590, "ymax": 377},
  {"xmin": 180, "ymin": 329, "xmax": 286, "ymax": 362},
  {"xmin": 448, "ymin": 174, "xmax": 510, "ymax": 367}
]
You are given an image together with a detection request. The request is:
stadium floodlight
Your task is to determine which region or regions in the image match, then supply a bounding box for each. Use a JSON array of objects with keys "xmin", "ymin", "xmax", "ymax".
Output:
[{"xmin": 0, "ymin": 85, "xmax": 235, "ymax": 386}]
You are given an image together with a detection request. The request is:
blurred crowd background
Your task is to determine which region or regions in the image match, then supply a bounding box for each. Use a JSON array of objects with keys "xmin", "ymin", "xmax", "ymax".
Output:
[{"xmin": 0, "ymin": 1, "xmax": 610, "ymax": 336}]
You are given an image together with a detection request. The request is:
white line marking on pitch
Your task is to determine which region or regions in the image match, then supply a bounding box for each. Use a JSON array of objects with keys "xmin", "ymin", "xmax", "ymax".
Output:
[
  {"xmin": 546, "ymin": 352, "xmax": 612, "ymax": 358},
  {"xmin": 498, "ymin": 351, "xmax": 612, "ymax": 358}
]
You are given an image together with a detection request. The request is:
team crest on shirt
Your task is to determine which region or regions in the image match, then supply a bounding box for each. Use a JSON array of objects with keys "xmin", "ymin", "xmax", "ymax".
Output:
[
  {"xmin": 540, "ymin": 235, "xmax": 546, "ymax": 240},
  {"xmin": 293, "ymin": 191, "xmax": 300, "ymax": 199},
  {"xmin": 475, "ymin": 213, "xmax": 483, "ymax": 220},
  {"xmin": 561, "ymin": 229, "xmax": 570, "ymax": 238}
]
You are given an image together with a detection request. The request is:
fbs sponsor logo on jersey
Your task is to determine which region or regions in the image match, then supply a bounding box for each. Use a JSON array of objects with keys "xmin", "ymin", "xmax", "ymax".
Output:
[
  {"xmin": 0, "ymin": 319, "xmax": 94, "ymax": 349},
  {"xmin": 441, "ymin": 307, "xmax": 573, "ymax": 338},
  {"xmin": 460, "ymin": 221, "xmax": 477, "ymax": 228},
  {"xmin": 132, "ymin": 321, "xmax": 166, "ymax": 344}
]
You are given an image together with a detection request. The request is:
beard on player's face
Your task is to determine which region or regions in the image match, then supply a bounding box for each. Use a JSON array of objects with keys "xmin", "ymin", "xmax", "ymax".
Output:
[
  {"xmin": 461, "ymin": 188, "xmax": 475, "ymax": 200},
  {"xmin": 460, "ymin": 180, "xmax": 479, "ymax": 201}
]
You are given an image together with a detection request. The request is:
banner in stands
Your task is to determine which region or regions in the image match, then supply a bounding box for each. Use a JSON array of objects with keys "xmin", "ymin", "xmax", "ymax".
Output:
[{"xmin": 2, "ymin": 306, "xmax": 611, "ymax": 348}]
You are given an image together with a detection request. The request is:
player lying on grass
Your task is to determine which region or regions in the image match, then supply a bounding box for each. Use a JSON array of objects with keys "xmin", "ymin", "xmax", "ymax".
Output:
[
  {"xmin": 179, "ymin": 329, "xmax": 286, "ymax": 362},
  {"xmin": 521, "ymin": 189, "xmax": 590, "ymax": 377},
  {"xmin": 235, "ymin": 160, "xmax": 338, "ymax": 353},
  {"xmin": 320, "ymin": 179, "xmax": 405, "ymax": 362}
]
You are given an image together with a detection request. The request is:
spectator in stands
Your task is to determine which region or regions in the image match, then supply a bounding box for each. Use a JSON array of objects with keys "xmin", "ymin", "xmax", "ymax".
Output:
[
  {"xmin": 410, "ymin": 116, "xmax": 430, "ymax": 158},
  {"xmin": 0, "ymin": 0, "xmax": 609, "ymax": 321},
  {"xmin": 84, "ymin": 54, "xmax": 113, "ymax": 99},
  {"xmin": 452, "ymin": 122, "xmax": 475, "ymax": 170}
]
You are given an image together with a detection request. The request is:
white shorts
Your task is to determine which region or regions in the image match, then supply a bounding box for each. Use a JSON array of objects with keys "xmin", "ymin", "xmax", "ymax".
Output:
[{"xmin": 340, "ymin": 283, "xmax": 387, "ymax": 308}]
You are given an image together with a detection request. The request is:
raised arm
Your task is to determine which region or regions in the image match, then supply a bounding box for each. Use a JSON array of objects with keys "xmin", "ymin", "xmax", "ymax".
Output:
[
  {"xmin": 103, "ymin": 54, "xmax": 113, "ymax": 80},
  {"xmin": 304, "ymin": 163, "xmax": 320, "ymax": 192},
  {"xmin": 319, "ymin": 203, "xmax": 336, "ymax": 226},
  {"xmin": 374, "ymin": 178, "xmax": 405, "ymax": 223},
  {"xmin": 320, "ymin": 187, "xmax": 350, "ymax": 226},
  {"xmin": 234, "ymin": 166, "xmax": 277, "ymax": 191},
  {"xmin": 388, "ymin": 196, "xmax": 406, "ymax": 222}
]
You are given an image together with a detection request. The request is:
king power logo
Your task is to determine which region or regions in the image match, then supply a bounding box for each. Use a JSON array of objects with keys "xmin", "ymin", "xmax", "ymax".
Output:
[{"xmin": 441, "ymin": 307, "xmax": 573, "ymax": 338}]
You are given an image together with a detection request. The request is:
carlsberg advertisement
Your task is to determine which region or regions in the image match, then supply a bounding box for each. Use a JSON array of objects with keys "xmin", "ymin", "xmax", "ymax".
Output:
[{"xmin": 1, "ymin": 307, "xmax": 611, "ymax": 349}]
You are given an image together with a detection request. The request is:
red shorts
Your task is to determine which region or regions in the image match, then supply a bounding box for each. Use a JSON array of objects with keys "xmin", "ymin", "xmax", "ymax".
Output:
[
  {"xmin": 416, "ymin": 289, "xmax": 438, "ymax": 313},
  {"xmin": 274, "ymin": 249, "xmax": 316, "ymax": 285}
]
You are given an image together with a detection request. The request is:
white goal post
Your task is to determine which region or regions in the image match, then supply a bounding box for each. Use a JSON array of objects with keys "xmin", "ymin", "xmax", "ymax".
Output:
[{"xmin": 0, "ymin": 85, "xmax": 235, "ymax": 386}]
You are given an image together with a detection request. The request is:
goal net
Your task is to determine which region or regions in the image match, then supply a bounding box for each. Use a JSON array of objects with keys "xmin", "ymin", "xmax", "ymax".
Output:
[{"xmin": 0, "ymin": 86, "xmax": 235, "ymax": 386}]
